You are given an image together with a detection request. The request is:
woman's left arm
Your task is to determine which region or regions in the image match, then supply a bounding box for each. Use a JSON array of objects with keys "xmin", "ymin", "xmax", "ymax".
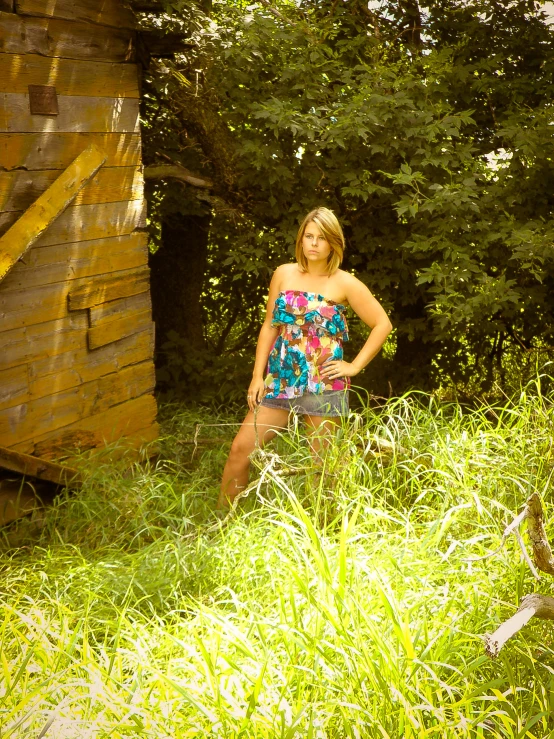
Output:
[{"xmin": 320, "ymin": 275, "xmax": 393, "ymax": 382}]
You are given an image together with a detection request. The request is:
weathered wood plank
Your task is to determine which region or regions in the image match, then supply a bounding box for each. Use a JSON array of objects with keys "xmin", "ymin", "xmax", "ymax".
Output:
[
  {"xmin": 0, "ymin": 325, "xmax": 154, "ymax": 411},
  {"xmin": 27, "ymin": 326, "xmax": 154, "ymax": 403},
  {"xmin": 88, "ymin": 291, "xmax": 151, "ymax": 326},
  {"xmin": 0, "ymin": 287, "xmax": 86, "ymax": 335},
  {"xmin": 0, "ymin": 145, "xmax": 106, "ymax": 283},
  {"xmin": 0, "ymin": 52, "xmax": 139, "ymax": 97},
  {"xmin": 33, "ymin": 429, "xmax": 101, "ymax": 458},
  {"xmin": 0, "ymin": 445, "xmax": 79, "ymax": 486},
  {"xmin": 0, "ymin": 264, "xmax": 149, "ymax": 333},
  {"xmin": 7, "ymin": 232, "xmax": 147, "ymax": 271},
  {"xmin": 0, "ymin": 283, "xmax": 98, "ymax": 335},
  {"xmin": 68, "ymin": 265, "xmax": 150, "ymax": 310},
  {"xmin": 0, "ymin": 94, "xmax": 140, "ymax": 133},
  {"xmin": 15, "ymin": 394, "xmax": 159, "ymax": 461},
  {"xmin": 0, "ymin": 199, "xmax": 146, "ymax": 248},
  {"xmin": 15, "ymin": 0, "xmax": 137, "ymax": 29},
  {"xmin": 0, "ymin": 166, "xmax": 143, "ymax": 213},
  {"xmin": 0, "ymin": 365, "xmax": 28, "ymax": 409},
  {"xmin": 0, "ymin": 13, "xmax": 134, "ymax": 62},
  {"xmin": 0, "ymin": 133, "xmax": 141, "ymax": 171},
  {"xmin": 105, "ymin": 421, "xmax": 159, "ymax": 462},
  {"xmin": 88, "ymin": 308, "xmax": 152, "ymax": 349},
  {"xmin": 1, "ymin": 232, "xmax": 148, "ymax": 293},
  {"xmin": 0, "ymin": 313, "xmax": 89, "ymax": 372},
  {"xmin": 0, "ymin": 360, "xmax": 155, "ymax": 446}
]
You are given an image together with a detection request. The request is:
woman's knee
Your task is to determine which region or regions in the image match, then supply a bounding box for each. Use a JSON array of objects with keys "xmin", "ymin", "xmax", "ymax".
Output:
[{"xmin": 229, "ymin": 433, "xmax": 254, "ymax": 461}]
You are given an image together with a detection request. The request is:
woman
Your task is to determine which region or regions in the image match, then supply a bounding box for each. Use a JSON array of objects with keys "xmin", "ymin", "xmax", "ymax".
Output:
[{"xmin": 218, "ymin": 207, "xmax": 392, "ymax": 509}]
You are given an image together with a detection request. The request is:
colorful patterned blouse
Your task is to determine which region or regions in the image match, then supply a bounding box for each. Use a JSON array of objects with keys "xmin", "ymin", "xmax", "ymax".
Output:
[{"xmin": 264, "ymin": 290, "xmax": 350, "ymax": 399}]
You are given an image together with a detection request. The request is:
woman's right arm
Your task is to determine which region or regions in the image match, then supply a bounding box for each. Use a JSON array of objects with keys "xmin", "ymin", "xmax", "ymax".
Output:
[{"xmin": 247, "ymin": 266, "xmax": 284, "ymax": 410}]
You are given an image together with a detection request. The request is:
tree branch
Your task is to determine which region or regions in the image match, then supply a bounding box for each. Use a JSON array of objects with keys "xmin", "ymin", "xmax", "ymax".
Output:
[
  {"xmin": 143, "ymin": 157, "xmax": 241, "ymax": 219},
  {"xmin": 466, "ymin": 506, "xmax": 528, "ymax": 562},
  {"xmin": 526, "ymin": 492, "xmax": 554, "ymax": 575},
  {"xmin": 215, "ymin": 302, "xmax": 242, "ymax": 353},
  {"xmin": 143, "ymin": 163, "xmax": 213, "ymax": 189},
  {"xmin": 398, "ymin": 0, "xmax": 423, "ymax": 47},
  {"xmin": 483, "ymin": 492, "xmax": 554, "ymax": 657},
  {"xmin": 357, "ymin": 0, "xmax": 381, "ymax": 39},
  {"xmin": 485, "ymin": 594, "xmax": 554, "ymax": 658},
  {"xmin": 258, "ymin": 0, "xmax": 298, "ymax": 27},
  {"xmin": 514, "ymin": 527, "xmax": 541, "ymax": 581},
  {"xmin": 158, "ymin": 63, "xmax": 242, "ymax": 203}
]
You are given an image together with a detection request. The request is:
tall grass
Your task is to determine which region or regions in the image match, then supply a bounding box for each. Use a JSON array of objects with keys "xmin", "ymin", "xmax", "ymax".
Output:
[{"xmin": 1, "ymin": 381, "xmax": 554, "ymax": 738}]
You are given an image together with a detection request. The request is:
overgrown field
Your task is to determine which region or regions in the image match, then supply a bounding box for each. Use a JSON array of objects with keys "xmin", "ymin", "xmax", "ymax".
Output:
[{"xmin": 1, "ymin": 381, "xmax": 554, "ymax": 738}]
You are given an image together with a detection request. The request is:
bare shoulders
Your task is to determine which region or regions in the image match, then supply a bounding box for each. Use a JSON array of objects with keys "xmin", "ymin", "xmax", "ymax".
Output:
[
  {"xmin": 273, "ymin": 264, "xmax": 361, "ymax": 303},
  {"xmin": 275, "ymin": 263, "xmax": 297, "ymax": 275},
  {"xmin": 335, "ymin": 269, "xmax": 364, "ymax": 290},
  {"xmin": 333, "ymin": 270, "xmax": 365, "ymax": 299},
  {"xmin": 273, "ymin": 263, "xmax": 299, "ymax": 289}
]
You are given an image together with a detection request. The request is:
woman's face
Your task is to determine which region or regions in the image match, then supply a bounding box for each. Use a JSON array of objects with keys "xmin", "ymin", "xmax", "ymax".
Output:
[{"xmin": 302, "ymin": 221, "xmax": 332, "ymax": 264}]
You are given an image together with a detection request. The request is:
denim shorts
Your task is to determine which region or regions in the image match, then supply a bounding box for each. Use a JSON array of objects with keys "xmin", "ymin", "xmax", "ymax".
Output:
[{"xmin": 260, "ymin": 389, "xmax": 349, "ymax": 418}]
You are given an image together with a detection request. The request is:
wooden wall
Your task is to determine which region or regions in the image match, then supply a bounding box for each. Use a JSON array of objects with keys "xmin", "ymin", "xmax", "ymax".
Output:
[{"xmin": 0, "ymin": 0, "xmax": 159, "ymax": 461}]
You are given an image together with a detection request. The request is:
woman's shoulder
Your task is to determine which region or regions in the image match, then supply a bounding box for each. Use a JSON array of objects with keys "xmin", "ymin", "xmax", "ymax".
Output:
[
  {"xmin": 334, "ymin": 269, "xmax": 361, "ymax": 290},
  {"xmin": 273, "ymin": 263, "xmax": 297, "ymax": 286},
  {"xmin": 275, "ymin": 263, "xmax": 297, "ymax": 275},
  {"xmin": 333, "ymin": 270, "xmax": 372, "ymax": 303}
]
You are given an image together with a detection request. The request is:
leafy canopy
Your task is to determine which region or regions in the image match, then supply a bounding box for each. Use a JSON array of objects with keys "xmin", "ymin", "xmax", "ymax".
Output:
[{"xmin": 141, "ymin": 0, "xmax": 554, "ymax": 396}]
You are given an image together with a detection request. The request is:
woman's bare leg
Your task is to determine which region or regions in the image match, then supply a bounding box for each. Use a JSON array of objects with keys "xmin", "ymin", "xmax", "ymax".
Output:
[
  {"xmin": 304, "ymin": 415, "xmax": 340, "ymax": 464},
  {"xmin": 218, "ymin": 406, "xmax": 289, "ymax": 509}
]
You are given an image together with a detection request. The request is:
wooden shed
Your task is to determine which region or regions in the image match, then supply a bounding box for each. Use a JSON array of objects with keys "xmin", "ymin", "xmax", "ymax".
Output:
[{"xmin": 0, "ymin": 0, "xmax": 159, "ymax": 477}]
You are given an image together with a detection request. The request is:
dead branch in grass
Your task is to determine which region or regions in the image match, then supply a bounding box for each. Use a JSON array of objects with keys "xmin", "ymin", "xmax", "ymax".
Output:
[
  {"xmin": 485, "ymin": 593, "xmax": 554, "ymax": 658},
  {"xmin": 484, "ymin": 492, "xmax": 554, "ymax": 657}
]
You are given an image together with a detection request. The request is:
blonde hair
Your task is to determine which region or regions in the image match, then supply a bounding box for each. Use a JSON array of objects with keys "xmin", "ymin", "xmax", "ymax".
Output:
[{"xmin": 295, "ymin": 207, "xmax": 345, "ymax": 274}]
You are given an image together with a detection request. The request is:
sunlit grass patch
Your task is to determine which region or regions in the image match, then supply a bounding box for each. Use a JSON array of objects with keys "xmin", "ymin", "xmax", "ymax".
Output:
[{"xmin": 1, "ymin": 382, "xmax": 554, "ymax": 737}]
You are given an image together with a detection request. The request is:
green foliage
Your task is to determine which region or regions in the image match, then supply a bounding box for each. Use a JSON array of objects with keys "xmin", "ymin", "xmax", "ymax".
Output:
[
  {"xmin": 2, "ymin": 382, "xmax": 554, "ymax": 735},
  {"xmin": 141, "ymin": 0, "xmax": 554, "ymax": 395},
  {"xmin": 156, "ymin": 330, "xmax": 254, "ymax": 402}
]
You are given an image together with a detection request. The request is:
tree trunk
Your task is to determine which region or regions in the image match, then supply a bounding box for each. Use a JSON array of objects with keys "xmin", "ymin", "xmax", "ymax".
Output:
[{"xmin": 149, "ymin": 213, "xmax": 210, "ymax": 361}]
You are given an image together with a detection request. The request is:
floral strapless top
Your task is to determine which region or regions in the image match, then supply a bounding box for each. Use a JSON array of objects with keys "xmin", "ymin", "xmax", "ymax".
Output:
[{"xmin": 264, "ymin": 290, "xmax": 350, "ymax": 399}]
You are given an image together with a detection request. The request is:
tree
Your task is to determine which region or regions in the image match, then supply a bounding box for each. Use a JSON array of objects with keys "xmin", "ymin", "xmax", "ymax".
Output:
[{"xmin": 136, "ymin": 0, "xmax": 554, "ymax": 398}]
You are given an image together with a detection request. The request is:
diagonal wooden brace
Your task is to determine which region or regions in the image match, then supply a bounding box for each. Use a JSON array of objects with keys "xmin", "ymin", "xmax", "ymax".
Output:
[{"xmin": 0, "ymin": 144, "xmax": 107, "ymax": 282}]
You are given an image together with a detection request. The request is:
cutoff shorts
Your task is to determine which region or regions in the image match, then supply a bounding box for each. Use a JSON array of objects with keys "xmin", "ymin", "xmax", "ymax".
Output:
[{"xmin": 260, "ymin": 389, "xmax": 349, "ymax": 418}]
